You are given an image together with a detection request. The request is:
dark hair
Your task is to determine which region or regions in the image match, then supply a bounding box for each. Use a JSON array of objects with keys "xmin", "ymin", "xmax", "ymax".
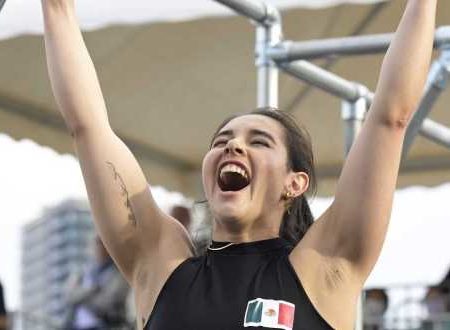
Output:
[
  {"xmin": 365, "ymin": 288, "xmax": 389, "ymax": 311},
  {"xmin": 192, "ymin": 107, "xmax": 317, "ymax": 254}
]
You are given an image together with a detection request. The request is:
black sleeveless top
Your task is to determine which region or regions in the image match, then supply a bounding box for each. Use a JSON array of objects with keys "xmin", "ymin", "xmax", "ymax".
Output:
[{"xmin": 144, "ymin": 237, "xmax": 333, "ymax": 330}]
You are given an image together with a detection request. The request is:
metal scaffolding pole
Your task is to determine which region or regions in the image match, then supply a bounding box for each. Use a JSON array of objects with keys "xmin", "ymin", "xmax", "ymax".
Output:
[
  {"xmin": 213, "ymin": 0, "xmax": 279, "ymax": 26},
  {"xmin": 268, "ymin": 26, "xmax": 450, "ymax": 61},
  {"xmin": 421, "ymin": 119, "xmax": 450, "ymax": 149},
  {"xmin": 342, "ymin": 98, "xmax": 368, "ymax": 155},
  {"xmin": 256, "ymin": 18, "xmax": 282, "ymax": 107},
  {"xmin": 213, "ymin": 0, "xmax": 282, "ymax": 107},
  {"xmin": 403, "ymin": 49, "xmax": 450, "ymax": 157},
  {"xmin": 279, "ymin": 59, "xmax": 450, "ymax": 149},
  {"xmin": 279, "ymin": 61, "xmax": 372, "ymax": 103}
]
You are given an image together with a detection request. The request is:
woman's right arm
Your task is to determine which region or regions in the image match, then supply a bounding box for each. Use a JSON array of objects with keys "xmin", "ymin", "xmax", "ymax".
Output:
[{"xmin": 41, "ymin": 0, "xmax": 195, "ymax": 284}]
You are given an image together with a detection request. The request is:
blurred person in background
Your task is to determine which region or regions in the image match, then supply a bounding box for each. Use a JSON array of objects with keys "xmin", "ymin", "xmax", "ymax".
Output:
[
  {"xmin": 440, "ymin": 267, "xmax": 450, "ymax": 302},
  {"xmin": 169, "ymin": 205, "xmax": 191, "ymax": 231},
  {"xmin": 442, "ymin": 269, "xmax": 450, "ymax": 285},
  {"xmin": 64, "ymin": 236, "xmax": 131, "ymax": 330},
  {"xmin": 363, "ymin": 288, "xmax": 388, "ymax": 330},
  {"xmin": 170, "ymin": 204, "xmax": 214, "ymax": 256},
  {"xmin": 169, "ymin": 204, "xmax": 212, "ymax": 257},
  {"xmin": 0, "ymin": 281, "xmax": 7, "ymax": 330},
  {"xmin": 424, "ymin": 285, "xmax": 450, "ymax": 330}
]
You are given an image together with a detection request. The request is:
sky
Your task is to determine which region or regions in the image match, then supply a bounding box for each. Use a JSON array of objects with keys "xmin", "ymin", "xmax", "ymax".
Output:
[{"xmin": 1, "ymin": 132, "xmax": 450, "ymax": 312}]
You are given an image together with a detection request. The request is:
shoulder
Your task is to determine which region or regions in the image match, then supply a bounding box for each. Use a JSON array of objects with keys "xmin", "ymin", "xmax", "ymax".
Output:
[{"xmin": 287, "ymin": 219, "xmax": 363, "ymax": 329}]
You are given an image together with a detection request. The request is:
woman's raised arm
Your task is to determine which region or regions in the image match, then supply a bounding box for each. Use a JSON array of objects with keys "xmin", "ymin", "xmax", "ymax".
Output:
[
  {"xmin": 41, "ymin": 0, "xmax": 195, "ymax": 285},
  {"xmin": 301, "ymin": 0, "xmax": 438, "ymax": 281}
]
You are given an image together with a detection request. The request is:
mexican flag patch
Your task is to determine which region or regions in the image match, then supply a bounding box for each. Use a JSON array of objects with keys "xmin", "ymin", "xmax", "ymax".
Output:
[{"xmin": 244, "ymin": 298, "xmax": 295, "ymax": 330}]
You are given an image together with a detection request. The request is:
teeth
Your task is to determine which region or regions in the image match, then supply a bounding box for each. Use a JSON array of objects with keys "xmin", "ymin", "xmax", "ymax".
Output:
[{"xmin": 220, "ymin": 164, "xmax": 248, "ymax": 179}]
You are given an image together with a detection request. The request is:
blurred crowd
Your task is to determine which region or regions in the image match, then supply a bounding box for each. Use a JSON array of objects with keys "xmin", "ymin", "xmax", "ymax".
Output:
[
  {"xmin": 422, "ymin": 270, "xmax": 450, "ymax": 330},
  {"xmin": 1, "ymin": 203, "xmax": 197, "ymax": 330},
  {"xmin": 63, "ymin": 236, "xmax": 131, "ymax": 330},
  {"xmin": 364, "ymin": 269, "xmax": 450, "ymax": 330}
]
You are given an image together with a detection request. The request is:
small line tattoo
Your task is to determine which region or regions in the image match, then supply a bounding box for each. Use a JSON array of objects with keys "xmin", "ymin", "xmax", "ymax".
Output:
[{"xmin": 106, "ymin": 161, "xmax": 137, "ymax": 226}]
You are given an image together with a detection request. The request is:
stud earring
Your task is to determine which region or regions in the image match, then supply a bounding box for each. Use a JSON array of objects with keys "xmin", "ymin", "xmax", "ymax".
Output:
[{"xmin": 283, "ymin": 191, "xmax": 294, "ymax": 200}]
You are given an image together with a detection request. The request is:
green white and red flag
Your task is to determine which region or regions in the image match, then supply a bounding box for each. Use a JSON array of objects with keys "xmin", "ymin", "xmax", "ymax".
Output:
[{"xmin": 244, "ymin": 298, "xmax": 295, "ymax": 330}]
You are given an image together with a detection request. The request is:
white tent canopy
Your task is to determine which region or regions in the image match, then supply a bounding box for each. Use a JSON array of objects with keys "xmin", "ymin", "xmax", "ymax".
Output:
[{"xmin": 0, "ymin": 0, "xmax": 384, "ymax": 40}]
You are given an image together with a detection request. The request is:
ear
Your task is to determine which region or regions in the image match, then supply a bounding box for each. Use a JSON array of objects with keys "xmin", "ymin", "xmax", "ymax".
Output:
[{"xmin": 284, "ymin": 171, "xmax": 309, "ymax": 198}]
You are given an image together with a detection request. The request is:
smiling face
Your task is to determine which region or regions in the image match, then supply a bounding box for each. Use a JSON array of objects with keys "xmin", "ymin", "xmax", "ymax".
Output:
[{"xmin": 202, "ymin": 114, "xmax": 308, "ymax": 239}]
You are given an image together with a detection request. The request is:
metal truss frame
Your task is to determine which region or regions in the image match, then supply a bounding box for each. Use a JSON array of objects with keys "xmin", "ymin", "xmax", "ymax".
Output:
[{"xmin": 213, "ymin": 0, "xmax": 450, "ymax": 156}]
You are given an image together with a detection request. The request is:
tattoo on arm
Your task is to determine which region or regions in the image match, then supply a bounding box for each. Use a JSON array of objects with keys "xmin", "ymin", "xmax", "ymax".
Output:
[{"xmin": 106, "ymin": 161, "xmax": 137, "ymax": 226}]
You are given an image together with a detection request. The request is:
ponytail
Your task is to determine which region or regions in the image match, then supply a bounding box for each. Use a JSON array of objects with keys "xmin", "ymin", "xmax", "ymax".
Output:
[{"xmin": 279, "ymin": 195, "xmax": 314, "ymax": 246}]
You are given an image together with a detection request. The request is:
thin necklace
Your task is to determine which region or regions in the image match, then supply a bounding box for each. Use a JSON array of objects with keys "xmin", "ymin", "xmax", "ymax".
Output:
[{"xmin": 207, "ymin": 242, "xmax": 235, "ymax": 251}]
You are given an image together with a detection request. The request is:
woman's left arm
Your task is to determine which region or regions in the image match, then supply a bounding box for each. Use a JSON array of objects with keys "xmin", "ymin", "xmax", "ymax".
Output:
[{"xmin": 320, "ymin": 0, "xmax": 438, "ymax": 282}]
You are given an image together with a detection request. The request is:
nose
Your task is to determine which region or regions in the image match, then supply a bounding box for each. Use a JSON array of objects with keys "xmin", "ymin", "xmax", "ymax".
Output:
[{"xmin": 225, "ymin": 139, "xmax": 245, "ymax": 156}]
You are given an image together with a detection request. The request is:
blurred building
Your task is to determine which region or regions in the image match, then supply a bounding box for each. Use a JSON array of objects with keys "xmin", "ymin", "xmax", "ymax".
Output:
[{"xmin": 21, "ymin": 199, "xmax": 95, "ymax": 329}]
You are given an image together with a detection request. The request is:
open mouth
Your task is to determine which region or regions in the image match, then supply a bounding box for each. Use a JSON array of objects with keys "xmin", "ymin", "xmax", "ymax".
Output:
[{"xmin": 217, "ymin": 163, "xmax": 250, "ymax": 192}]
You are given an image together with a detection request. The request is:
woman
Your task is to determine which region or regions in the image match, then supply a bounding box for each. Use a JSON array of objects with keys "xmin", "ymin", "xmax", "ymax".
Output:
[{"xmin": 40, "ymin": 0, "xmax": 438, "ymax": 329}]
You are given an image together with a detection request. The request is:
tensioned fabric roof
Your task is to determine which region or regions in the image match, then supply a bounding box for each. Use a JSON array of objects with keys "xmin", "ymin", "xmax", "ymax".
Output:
[
  {"xmin": 0, "ymin": 0, "xmax": 449, "ymax": 198},
  {"xmin": 0, "ymin": 0, "xmax": 385, "ymax": 40}
]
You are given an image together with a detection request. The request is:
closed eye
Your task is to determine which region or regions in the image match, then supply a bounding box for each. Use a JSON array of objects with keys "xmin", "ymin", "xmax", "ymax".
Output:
[
  {"xmin": 251, "ymin": 140, "xmax": 270, "ymax": 147},
  {"xmin": 212, "ymin": 139, "xmax": 227, "ymax": 148}
]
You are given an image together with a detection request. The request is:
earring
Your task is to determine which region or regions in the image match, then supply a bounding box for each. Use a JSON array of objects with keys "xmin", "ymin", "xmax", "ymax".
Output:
[
  {"xmin": 283, "ymin": 191, "xmax": 294, "ymax": 214},
  {"xmin": 283, "ymin": 191, "xmax": 294, "ymax": 200}
]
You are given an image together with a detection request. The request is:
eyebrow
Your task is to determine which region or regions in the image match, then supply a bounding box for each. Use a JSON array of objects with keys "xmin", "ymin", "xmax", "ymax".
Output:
[
  {"xmin": 214, "ymin": 130, "xmax": 233, "ymax": 140},
  {"xmin": 213, "ymin": 129, "xmax": 276, "ymax": 144}
]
